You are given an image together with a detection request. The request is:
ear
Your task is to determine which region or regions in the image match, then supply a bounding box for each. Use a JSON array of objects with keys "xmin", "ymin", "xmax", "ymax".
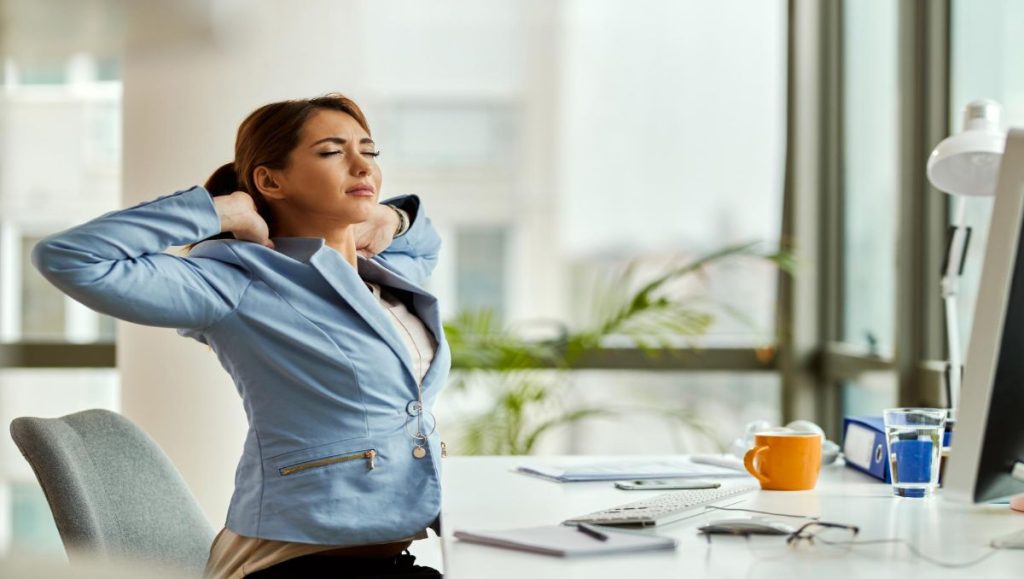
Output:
[{"xmin": 253, "ymin": 166, "xmax": 285, "ymax": 199}]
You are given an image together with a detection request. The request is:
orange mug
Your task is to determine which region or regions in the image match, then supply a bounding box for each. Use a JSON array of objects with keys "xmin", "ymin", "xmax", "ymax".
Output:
[{"xmin": 743, "ymin": 432, "xmax": 822, "ymax": 491}]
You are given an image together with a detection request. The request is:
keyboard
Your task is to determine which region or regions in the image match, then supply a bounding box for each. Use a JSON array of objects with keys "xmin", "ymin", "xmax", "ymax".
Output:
[{"xmin": 564, "ymin": 482, "xmax": 759, "ymax": 527}]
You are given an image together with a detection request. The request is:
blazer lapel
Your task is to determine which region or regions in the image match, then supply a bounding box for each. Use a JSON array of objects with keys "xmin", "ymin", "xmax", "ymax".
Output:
[
  {"xmin": 306, "ymin": 247, "xmax": 419, "ymax": 384},
  {"xmin": 359, "ymin": 257, "xmax": 450, "ymax": 385},
  {"xmin": 271, "ymin": 238, "xmax": 446, "ymax": 389},
  {"xmin": 359, "ymin": 259, "xmax": 443, "ymax": 337}
]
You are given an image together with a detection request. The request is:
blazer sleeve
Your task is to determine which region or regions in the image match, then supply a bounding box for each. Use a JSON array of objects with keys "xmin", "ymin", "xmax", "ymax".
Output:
[
  {"xmin": 376, "ymin": 195, "xmax": 442, "ymax": 286},
  {"xmin": 31, "ymin": 186, "xmax": 252, "ymax": 331}
]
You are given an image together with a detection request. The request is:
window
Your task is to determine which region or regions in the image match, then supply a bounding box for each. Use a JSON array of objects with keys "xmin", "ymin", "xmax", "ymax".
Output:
[
  {"xmin": 455, "ymin": 228, "xmax": 508, "ymax": 321},
  {"xmin": 374, "ymin": 103, "xmax": 517, "ymax": 171},
  {"xmin": 17, "ymin": 60, "xmax": 66, "ymax": 86},
  {"xmin": 0, "ymin": 57, "xmax": 121, "ymax": 344},
  {"xmin": 837, "ymin": 0, "xmax": 900, "ymax": 416},
  {"xmin": 841, "ymin": 0, "xmax": 899, "ymax": 359},
  {"xmin": 18, "ymin": 234, "xmax": 66, "ymax": 341},
  {"xmin": 558, "ymin": 0, "xmax": 786, "ymax": 346}
]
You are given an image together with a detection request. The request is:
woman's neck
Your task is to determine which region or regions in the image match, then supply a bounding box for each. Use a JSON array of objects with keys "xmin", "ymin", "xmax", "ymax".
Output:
[{"xmin": 272, "ymin": 216, "xmax": 358, "ymax": 267}]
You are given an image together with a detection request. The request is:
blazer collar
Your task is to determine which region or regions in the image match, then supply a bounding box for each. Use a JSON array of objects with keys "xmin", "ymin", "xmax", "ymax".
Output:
[{"xmin": 270, "ymin": 237, "xmax": 324, "ymax": 263}]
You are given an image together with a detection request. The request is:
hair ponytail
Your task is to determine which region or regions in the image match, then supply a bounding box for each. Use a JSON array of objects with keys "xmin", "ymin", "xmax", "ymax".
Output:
[{"xmin": 204, "ymin": 162, "xmax": 241, "ymax": 197}]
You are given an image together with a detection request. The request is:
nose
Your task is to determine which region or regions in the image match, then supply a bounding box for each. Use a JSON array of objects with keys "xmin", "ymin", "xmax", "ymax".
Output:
[{"xmin": 349, "ymin": 153, "xmax": 372, "ymax": 177}]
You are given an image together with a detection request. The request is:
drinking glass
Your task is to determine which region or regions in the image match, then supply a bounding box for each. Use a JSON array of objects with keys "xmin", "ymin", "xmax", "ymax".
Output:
[{"xmin": 882, "ymin": 408, "xmax": 947, "ymax": 498}]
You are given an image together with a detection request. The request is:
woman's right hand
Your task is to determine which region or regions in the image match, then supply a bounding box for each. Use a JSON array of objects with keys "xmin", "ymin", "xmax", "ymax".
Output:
[{"xmin": 213, "ymin": 191, "xmax": 274, "ymax": 249}]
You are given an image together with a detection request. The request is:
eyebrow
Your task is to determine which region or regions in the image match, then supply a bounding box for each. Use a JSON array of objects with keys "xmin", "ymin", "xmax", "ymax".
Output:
[{"xmin": 310, "ymin": 137, "xmax": 375, "ymax": 147}]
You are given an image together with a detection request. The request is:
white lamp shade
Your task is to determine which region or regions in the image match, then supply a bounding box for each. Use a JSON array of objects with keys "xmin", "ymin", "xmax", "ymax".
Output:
[{"xmin": 927, "ymin": 99, "xmax": 1006, "ymax": 197}]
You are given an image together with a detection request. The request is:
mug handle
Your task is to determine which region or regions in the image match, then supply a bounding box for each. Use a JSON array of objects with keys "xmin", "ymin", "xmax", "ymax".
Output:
[{"xmin": 744, "ymin": 445, "xmax": 771, "ymax": 485}]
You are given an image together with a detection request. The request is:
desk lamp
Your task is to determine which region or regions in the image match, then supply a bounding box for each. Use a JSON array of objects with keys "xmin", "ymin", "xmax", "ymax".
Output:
[{"xmin": 926, "ymin": 98, "xmax": 1006, "ymax": 416}]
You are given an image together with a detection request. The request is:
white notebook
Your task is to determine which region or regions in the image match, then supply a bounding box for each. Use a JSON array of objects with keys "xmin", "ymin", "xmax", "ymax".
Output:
[
  {"xmin": 516, "ymin": 457, "xmax": 746, "ymax": 482},
  {"xmin": 453, "ymin": 524, "xmax": 677, "ymax": 557}
]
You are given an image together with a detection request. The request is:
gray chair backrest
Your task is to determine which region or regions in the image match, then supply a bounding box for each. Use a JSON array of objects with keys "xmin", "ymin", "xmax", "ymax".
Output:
[{"xmin": 9, "ymin": 409, "xmax": 213, "ymax": 575}]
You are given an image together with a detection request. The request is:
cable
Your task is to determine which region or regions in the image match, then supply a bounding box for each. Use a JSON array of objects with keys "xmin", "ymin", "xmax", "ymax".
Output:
[
  {"xmin": 708, "ymin": 506, "xmax": 819, "ymax": 518},
  {"xmin": 816, "ymin": 536, "xmax": 1000, "ymax": 569},
  {"xmin": 701, "ymin": 505, "xmax": 1002, "ymax": 569}
]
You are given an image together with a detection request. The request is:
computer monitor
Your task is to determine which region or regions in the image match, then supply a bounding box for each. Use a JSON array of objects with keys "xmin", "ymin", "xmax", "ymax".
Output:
[{"xmin": 946, "ymin": 128, "xmax": 1024, "ymax": 504}]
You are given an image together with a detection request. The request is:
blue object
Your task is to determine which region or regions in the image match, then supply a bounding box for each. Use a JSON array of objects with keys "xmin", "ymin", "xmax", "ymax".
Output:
[
  {"xmin": 842, "ymin": 416, "xmax": 890, "ymax": 482},
  {"xmin": 890, "ymin": 439, "xmax": 934, "ymax": 484},
  {"xmin": 31, "ymin": 187, "xmax": 449, "ymax": 545}
]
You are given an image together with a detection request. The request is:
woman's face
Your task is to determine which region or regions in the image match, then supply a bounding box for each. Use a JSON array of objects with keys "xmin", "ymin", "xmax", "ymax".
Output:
[{"xmin": 262, "ymin": 109, "xmax": 383, "ymax": 226}]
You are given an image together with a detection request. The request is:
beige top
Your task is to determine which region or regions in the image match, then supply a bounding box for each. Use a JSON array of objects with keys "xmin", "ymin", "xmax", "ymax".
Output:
[
  {"xmin": 367, "ymin": 282, "xmax": 438, "ymax": 382},
  {"xmin": 204, "ymin": 282, "xmax": 439, "ymax": 579}
]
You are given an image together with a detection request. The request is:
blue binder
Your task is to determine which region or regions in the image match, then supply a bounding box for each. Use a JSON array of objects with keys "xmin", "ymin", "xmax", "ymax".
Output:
[{"xmin": 842, "ymin": 416, "xmax": 890, "ymax": 482}]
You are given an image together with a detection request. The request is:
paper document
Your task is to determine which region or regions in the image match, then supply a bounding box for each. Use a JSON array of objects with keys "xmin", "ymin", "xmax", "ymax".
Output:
[
  {"xmin": 454, "ymin": 524, "xmax": 677, "ymax": 557},
  {"xmin": 516, "ymin": 457, "xmax": 751, "ymax": 482}
]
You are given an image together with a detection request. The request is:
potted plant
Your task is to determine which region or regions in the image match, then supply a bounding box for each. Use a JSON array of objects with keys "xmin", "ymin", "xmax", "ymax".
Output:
[{"xmin": 441, "ymin": 241, "xmax": 795, "ymax": 455}]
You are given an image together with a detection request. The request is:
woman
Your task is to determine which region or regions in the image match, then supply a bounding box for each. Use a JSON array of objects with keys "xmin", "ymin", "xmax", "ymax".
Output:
[{"xmin": 32, "ymin": 94, "xmax": 449, "ymax": 578}]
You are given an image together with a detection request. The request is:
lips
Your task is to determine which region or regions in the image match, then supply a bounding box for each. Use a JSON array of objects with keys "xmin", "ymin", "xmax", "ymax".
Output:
[{"xmin": 345, "ymin": 184, "xmax": 375, "ymax": 197}]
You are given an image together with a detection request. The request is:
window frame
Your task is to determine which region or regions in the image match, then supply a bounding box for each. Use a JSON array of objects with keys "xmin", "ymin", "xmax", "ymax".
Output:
[{"xmin": 776, "ymin": 0, "xmax": 953, "ymax": 441}]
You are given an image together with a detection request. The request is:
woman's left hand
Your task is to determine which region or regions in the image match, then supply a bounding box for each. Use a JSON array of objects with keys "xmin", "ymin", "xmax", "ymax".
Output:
[{"xmin": 354, "ymin": 204, "xmax": 401, "ymax": 258}]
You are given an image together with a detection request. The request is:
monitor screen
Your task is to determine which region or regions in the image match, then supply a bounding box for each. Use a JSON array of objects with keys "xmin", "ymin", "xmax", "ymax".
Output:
[{"xmin": 946, "ymin": 128, "xmax": 1024, "ymax": 504}]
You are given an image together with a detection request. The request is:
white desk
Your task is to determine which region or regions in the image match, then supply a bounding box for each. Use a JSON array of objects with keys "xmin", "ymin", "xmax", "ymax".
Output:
[{"xmin": 435, "ymin": 456, "xmax": 1024, "ymax": 578}]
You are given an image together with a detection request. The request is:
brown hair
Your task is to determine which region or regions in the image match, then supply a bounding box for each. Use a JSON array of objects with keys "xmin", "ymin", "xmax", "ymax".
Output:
[{"xmin": 200, "ymin": 92, "xmax": 371, "ymax": 241}]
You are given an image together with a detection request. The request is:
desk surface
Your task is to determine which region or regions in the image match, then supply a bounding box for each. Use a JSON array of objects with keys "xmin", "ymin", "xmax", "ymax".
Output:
[{"xmin": 436, "ymin": 456, "xmax": 1024, "ymax": 578}]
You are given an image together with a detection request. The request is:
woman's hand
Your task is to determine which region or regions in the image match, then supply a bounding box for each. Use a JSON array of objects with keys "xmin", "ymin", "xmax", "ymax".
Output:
[
  {"xmin": 213, "ymin": 192, "xmax": 274, "ymax": 249},
  {"xmin": 354, "ymin": 204, "xmax": 401, "ymax": 258}
]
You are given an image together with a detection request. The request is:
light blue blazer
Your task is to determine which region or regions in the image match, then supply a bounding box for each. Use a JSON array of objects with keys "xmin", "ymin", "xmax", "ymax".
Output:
[{"xmin": 31, "ymin": 186, "xmax": 450, "ymax": 545}]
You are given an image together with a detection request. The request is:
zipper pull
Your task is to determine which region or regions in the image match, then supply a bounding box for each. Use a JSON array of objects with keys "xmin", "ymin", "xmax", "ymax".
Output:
[
  {"xmin": 441, "ymin": 441, "xmax": 448, "ymax": 458},
  {"xmin": 365, "ymin": 449, "xmax": 377, "ymax": 470}
]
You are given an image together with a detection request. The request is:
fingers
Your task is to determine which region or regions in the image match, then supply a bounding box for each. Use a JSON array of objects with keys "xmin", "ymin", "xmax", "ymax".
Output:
[
  {"xmin": 238, "ymin": 235, "xmax": 274, "ymax": 249},
  {"xmin": 356, "ymin": 240, "xmax": 384, "ymax": 259},
  {"xmin": 245, "ymin": 232, "xmax": 273, "ymax": 249},
  {"xmin": 357, "ymin": 233, "xmax": 386, "ymax": 257},
  {"xmin": 233, "ymin": 229, "xmax": 273, "ymax": 249},
  {"xmin": 355, "ymin": 227, "xmax": 390, "ymax": 258}
]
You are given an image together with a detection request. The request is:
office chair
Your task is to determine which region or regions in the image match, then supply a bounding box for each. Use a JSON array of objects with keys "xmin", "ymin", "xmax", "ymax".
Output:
[{"xmin": 9, "ymin": 409, "xmax": 214, "ymax": 574}]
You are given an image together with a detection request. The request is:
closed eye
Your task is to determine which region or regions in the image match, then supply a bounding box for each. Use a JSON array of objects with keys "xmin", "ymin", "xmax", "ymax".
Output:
[{"xmin": 317, "ymin": 150, "xmax": 380, "ymax": 158}]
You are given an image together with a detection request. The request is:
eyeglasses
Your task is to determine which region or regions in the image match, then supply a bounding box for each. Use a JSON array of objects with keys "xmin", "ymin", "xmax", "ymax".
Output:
[
  {"xmin": 786, "ymin": 521, "xmax": 860, "ymax": 546},
  {"xmin": 697, "ymin": 507, "xmax": 858, "ymax": 548},
  {"xmin": 698, "ymin": 520, "xmax": 858, "ymax": 544}
]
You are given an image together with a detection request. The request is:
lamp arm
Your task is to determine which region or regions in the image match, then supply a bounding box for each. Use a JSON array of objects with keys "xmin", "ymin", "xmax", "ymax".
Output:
[{"xmin": 941, "ymin": 196, "xmax": 971, "ymax": 413}]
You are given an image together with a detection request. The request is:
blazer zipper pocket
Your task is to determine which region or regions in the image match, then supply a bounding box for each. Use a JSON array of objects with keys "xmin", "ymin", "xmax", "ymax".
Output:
[{"xmin": 279, "ymin": 449, "xmax": 377, "ymax": 476}]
